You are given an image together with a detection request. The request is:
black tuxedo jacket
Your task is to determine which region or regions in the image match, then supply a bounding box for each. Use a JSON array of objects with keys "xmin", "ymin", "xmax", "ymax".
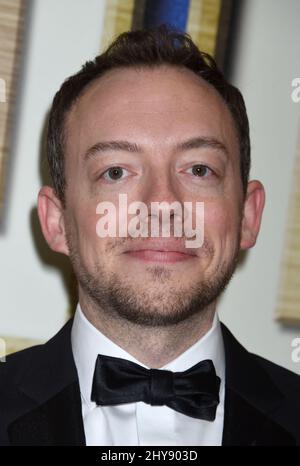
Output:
[{"xmin": 0, "ymin": 319, "xmax": 299, "ymax": 446}]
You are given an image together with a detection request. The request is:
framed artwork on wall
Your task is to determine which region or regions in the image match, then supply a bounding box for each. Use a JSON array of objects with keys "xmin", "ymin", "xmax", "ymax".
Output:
[{"xmin": 100, "ymin": 0, "xmax": 234, "ymax": 72}]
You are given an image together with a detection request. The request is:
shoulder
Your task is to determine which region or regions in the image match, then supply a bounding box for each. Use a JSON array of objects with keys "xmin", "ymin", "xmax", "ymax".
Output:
[
  {"xmin": 251, "ymin": 352, "xmax": 300, "ymax": 396},
  {"xmin": 220, "ymin": 321, "xmax": 300, "ymax": 443},
  {"xmin": 0, "ymin": 319, "xmax": 73, "ymax": 385},
  {"xmin": 220, "ymin": 321, "xmax": 300, "ymax": 389},
  {"xmin": 251, "ymin": 353, "xmax": 300, "ymax": 442},
  {"xmin": 0, "ymin": 343, "xmax": 44, "ymax": 388},
  {"xmin": 0, "ymin": 320, "xmax": 76, "ymax": 444},
  {"xmin": 0, "ymin": 344, "xmax": 46, "ymax": 445}
]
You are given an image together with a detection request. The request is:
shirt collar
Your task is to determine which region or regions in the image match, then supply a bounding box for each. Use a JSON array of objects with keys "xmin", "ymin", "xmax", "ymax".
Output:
[{"xmin": 71, "ymin": 303, "xmax": 225, "ymax": 407}]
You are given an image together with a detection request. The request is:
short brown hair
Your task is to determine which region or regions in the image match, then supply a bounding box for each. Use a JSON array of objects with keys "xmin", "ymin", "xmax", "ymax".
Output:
[{"xmin": 47, "ymin": 24, "xmax": 250, "ymax": 205}]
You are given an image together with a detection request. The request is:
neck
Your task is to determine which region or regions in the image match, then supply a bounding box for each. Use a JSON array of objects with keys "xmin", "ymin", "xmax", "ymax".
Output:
[{"xmin": 78, "ymin": 291, "xmax": 217, "ymax": 368}]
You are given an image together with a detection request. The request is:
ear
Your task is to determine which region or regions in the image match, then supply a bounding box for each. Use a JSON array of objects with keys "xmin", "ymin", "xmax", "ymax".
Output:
[
  {"xmin": 37, "ymin": 186, "xmax": 69, "ymax": 256},
  {"xmin": 240, "ymin": 180, "xmax": 265, "ymax": 250}
]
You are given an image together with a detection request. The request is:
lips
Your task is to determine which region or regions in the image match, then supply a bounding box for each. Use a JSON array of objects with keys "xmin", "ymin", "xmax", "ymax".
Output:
[{"xmin": 123, "ymin": 239, "xmax": 197, "ymax": 263}]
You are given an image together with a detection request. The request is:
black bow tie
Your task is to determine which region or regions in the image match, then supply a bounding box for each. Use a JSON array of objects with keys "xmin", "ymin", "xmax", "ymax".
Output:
[{"xmin": 91, "ymin": 354, "xmax": 221, "ymax": 421}]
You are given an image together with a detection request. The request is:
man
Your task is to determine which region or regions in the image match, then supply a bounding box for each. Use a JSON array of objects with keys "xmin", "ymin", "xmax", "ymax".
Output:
[{"xmin": 1, "ymin": 25, "xmax": 299, "ymax": 446}]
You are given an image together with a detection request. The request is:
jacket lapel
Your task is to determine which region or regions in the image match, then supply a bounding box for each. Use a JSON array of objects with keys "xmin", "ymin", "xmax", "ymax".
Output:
[
  {"xmin": 221, "ymin": 323, "xmax": 295, "ymax": 446},
  {"xmin": 7, "ymin": 318, "xmax": 296, "ymax": 445},
  {"xmin": 8, "ymin": 319, "xmax": 86, "ymax": 446}
]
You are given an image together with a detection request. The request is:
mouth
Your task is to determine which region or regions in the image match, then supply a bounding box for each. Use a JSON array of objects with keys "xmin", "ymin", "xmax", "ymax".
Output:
[{"xmin": 123, "ymin": 240, "xmax": 198, "ymax": 264}]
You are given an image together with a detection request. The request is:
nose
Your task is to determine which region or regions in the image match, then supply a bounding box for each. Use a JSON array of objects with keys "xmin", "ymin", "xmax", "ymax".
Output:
[
  {"xmin": 142, "ymin": 169, "xmax": 182, "ymax": 209},
  {"xmin": 140, "ymin": 170, "xmax": 184, "ymax": 237}
]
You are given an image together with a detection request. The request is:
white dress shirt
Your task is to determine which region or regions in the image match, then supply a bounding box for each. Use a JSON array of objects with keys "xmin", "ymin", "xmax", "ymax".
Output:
[{"xmin": 71, "ymin": 304, "xmax": 225, "ymax": 446}]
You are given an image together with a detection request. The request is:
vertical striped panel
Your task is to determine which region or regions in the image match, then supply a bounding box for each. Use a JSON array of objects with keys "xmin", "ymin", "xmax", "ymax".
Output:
[
  {"xmin": 100, "ymin": 0, "xmax": 135, "ymax": 52},
  {"xmin": 276, "ymin": 131, "xmax": 300, "ymax": 323},
  {"xmin": 0, "ymin": 0, "xmax": 25, "ymax": 211},
  {"xmin": 187, "ymin": 0, "xmax": 221, "ymax": 56}
]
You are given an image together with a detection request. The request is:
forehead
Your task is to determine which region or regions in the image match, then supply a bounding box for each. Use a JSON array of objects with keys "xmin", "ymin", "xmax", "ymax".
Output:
[{"xmin": 65, "ymin": 65, "xmax": 239, "ymax": 157}]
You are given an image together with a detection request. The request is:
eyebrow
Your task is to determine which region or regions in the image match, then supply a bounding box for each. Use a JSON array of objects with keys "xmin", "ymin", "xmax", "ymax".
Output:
[{"xmin": 83, "ymin": 136, "xmax": 229, "ymax": 160}]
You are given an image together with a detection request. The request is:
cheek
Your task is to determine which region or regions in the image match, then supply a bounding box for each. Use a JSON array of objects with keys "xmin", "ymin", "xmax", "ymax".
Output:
[
  {"xmin": 204, "ymin": 200, "xmax": 241, "ymax": 245},
  {"xmin": 84, "ymin": 210, "xmax": 100, "ymax": 242},
  {"xmin": 70, "ymin": 200, "xmax": 106, "ymax": 257}
]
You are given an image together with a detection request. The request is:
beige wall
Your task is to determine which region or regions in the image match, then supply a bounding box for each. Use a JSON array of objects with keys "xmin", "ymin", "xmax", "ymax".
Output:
[
  {"xmin": 0, "ymin": 0, "xmax": 107, "ymax": 340},
  {"xmin": 218, "ymin": 0, "xmax": 300, "ymax": 373}
]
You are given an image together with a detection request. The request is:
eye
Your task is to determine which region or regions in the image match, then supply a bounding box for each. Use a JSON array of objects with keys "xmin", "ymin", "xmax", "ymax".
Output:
[
  {"xmin": 101, "ymin": 166, "xmax": 130, "ymax": 181},
  {"xmin": 187, "ymin": 164, "xmax": 214, "ymax": 178}
]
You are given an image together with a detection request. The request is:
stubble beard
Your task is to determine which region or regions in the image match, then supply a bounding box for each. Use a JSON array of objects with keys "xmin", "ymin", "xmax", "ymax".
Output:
[{"xmin": 66, "ymin": 230, "xmax": 241, "ymax": 328}]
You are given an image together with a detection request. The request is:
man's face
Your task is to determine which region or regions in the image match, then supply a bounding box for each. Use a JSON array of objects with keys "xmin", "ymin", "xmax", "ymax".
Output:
[{"xmin": 42, "ymin": 66, "xmax": 263, "ymax": 327}]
